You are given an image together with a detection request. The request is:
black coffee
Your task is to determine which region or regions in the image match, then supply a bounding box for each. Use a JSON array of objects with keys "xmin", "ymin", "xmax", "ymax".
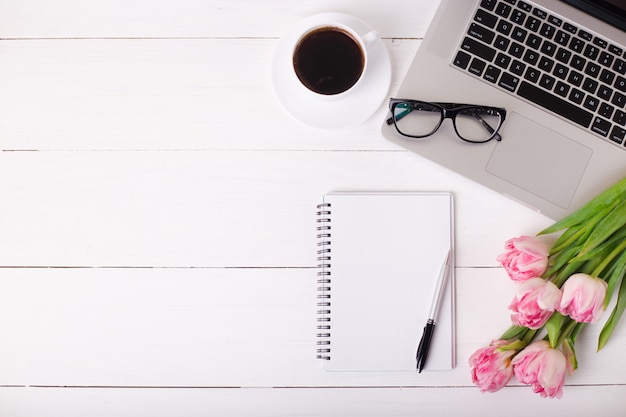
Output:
[{"xmin": 293, "ymin": 27, "xmax": 364, "ymax": 95}]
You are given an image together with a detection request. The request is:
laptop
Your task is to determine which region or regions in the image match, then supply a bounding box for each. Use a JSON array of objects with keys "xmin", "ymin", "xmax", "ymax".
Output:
[{"xmin": 381, "ymin": 0, "xmax": 626, "ymax": 219}]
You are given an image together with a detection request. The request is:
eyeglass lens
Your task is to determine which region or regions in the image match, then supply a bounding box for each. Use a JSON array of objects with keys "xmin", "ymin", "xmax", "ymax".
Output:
[{"xmin": 393, "ymin": 102, "xmax": 502, "ymax": 143}]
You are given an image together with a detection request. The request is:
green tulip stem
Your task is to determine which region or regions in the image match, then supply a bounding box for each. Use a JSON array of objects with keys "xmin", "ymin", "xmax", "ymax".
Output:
[{"xmin": 591, "ymin": 238, "xmax": 626, "ymax": 279}]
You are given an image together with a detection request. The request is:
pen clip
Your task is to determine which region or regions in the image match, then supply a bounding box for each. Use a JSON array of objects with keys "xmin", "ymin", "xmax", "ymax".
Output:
[{"xmin": 428, "ymin": 249, "xmax": 451, "ymax": 321}]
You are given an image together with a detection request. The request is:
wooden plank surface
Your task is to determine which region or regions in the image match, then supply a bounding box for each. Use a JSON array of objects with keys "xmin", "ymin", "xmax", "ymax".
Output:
[
  {"xmin": 0, "ymin": 150, "xmax": 550, "ymax": 267},
  {"xmin": 0, "ymin": 38, "xmax": 419, "ymax": 151},
  {"xmin": 0, "ymin": 0, "xmax": 438, "ymax": 39},
  {"xmin": 1, "ymin": 268, "xmax": 624, "ymax": 388},
  {"xmin": 1, "ymin": 385, "xmax": 625, "ymax": 417}
]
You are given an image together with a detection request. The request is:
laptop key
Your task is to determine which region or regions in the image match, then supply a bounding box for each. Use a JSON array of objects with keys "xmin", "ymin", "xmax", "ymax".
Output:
[
  {"xmin": 593, "ymin": 37, "xmax": 608, "ymax": 49},
  {"xmin": 533, "ymin": 8, "xmax": 548, "ymax": 20},
  {"xmin": 612, "ymin": 91, "xmax": 626, "ymax": 107},
  {"xmin": 578, "ymin": 30, "xmax": 593, "ymax": 42},
  {"xmin": 523, "ymin": 50, "xmax": 539, "ymax": 65},
  {"xmin": 525, "ymin": 16, "xmax": 541, "ymax": 32},
  {"xmin": 569, "ymin": 37, "xmax": 585, "ymax": 53},
  {"xmin": 569, "ymin": 88, "xmax": 585, "ymax": 104},
  {"xmin": 517, "ymin": 1, "xmax": 532, "ymax": 13},
  {"xmin": 584, "ymin": 44, "xmax": 600, "ymax": 60},
  {"xmin": 584, "ymin": 96, "xmax": 599, "ymax": 111},
  {"xmin": 499, "ymin": 72, "xmax": 520, "ymax": 92},
  {"xmin": 599, "ymin": 103, "xmax": 614, "ymax": 118},
  {"xmin": 517, "ymin": 81, "xmax": 593, "ymax": 127},
  {"xmin": 494, "ymin": 35, "xmax": 510, "ymax": 51},
  {"xmin": 585, "ymin": 62, "xmax": 601, "ymax": 78},
  {"xmin": 480, "ymin": 0, "xmax": 497, "ymax": 11},
  {"xmin": 526, "ymin": 33, "xmax": 542, "ymax": 49},
  {"xmin": 468, "ymin": 23, "xmax": 496, "ymax": 43},
  {"xmin": 453, "ymin": 50, "xmax": 472, "ymax": 69},
  {"xmin": 609, "ymin": 45, "xmax": 623, "ymax": 56},
  {"xmin": 571, "ymin": 55, "xmax": 586, "ymax": 70},
  {"xmin": 553, "ymin": 63, "xmax": 568, "ymax": 79},
  {"xmin": 495, "ymin": 2, "xmax": 512, "ymax": 18},
  {"xmin": 555, "ymin": 81, "xmax": 570, "ymax": 97},
  {"xmin": 599, "ymin": 52, "xmax": 614, "ymax": 67},
  {"xmin": 469, "ymin": 57, "xmax": 487, "ymax": 76},
  {"xmin": 509, "ymin": 42, "xmax": 525, "ymax": 58},
  {"xmin": 555, "ymin": 30, "xmax": 570, "ymax": 46},
  {"xmin": 548, "ymin": 15, "xmax": 563, "ymax": 27},
  {"xmin": 609, "ymin": 126, "xmax": 626, "ymax": 144},
  {"xmin": 600, "ymin": 68, "xmax": 616, "ymax": 85},
  {"xmin": 582, "ymin": 78, "xmax": 599, "ymax": 94},
  {"xmin": 538, "ymin": 56, "xmax": 555, "ymax": 72},
  {"xmin": 555, "ymin": 47, "xmax": 572, "ymax": 63},
  {"xmin": 540, "ymin": 73, "xmax": 556, "ymax": 90},
  {"xmin": 568, "ymin": 70, "xmax": 584, "ymax": 86},
  {"xmin": 598, "ymin": 85, "xmax": 613, "ymax": 101},
  {"xmin": 511, "ymin": 9, "xmax": 526, "ymax": 25},
  {"xmin": 591, "ymin": 117, "xmax": 611, "ymax": 137},
  {"xmin": 614, "ymin": 109, "xmax": 626, "ymax": 125},
  {"xmin": 540, "ymin": 23, "xmax": 556, "ymax": 39},
  {"xmin": 484, "ymin": 65, "xmax": 501, "ymax": 83},
  {"xmin": 511, "ymin": 27, "xmax": 528, "ymax": 42},
  {"xmin": 524, "ymin": 67, "xmax": 541, "ymax": 83},
  {"xmin": 511, "ymin": 60, "xmax": 526, "ymax": 75},
  {"xmin": 461, "ymin": 37, "xmax": 496, "ymax": 61},
  {"xmin": 496, "ymin": 21, "xmax": 513, "ymax": 36},
  {"xmin": 474, "ymin": 9, "xmax": 498, "ymax": 28},
  {"xmin": 495, "ymin": 52, "xmax": 511, "ymax": 69},
  {"xmin": 563, "ymin": 22, "xmax": 578, "ymax": 34},
  {"xmin": 541, "ymin": 40, "xmax": 557, "ymax": 56}
]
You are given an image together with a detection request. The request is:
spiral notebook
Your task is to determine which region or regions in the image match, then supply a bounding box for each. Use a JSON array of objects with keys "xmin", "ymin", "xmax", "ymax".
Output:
[{"xmin": 316, "ymin": 192, "xmax": 455, "ymax": 372}]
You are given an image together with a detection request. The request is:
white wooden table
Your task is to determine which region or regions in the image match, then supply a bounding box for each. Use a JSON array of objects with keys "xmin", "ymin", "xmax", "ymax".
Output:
[{"xmin": 0, "ymin": 1, "xmax": 624, "ymax": 415}]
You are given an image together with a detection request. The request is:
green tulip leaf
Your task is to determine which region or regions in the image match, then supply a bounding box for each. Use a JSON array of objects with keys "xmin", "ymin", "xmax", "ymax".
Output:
[
  {"xmin": 605, "ymin": 250, "xmax": 626, "ymax": 308},
  {"xmin": 546, "ymin": 312, "xmax": 566, "ymax": 348},
  {"xmin": 598, "ymin": 267, "xmax": 626, "ymax": 351},
  {"xmin": 539, "ymin": 177, "xmax": 626, "ymax": 235},
  {"xmin": 578, "ymin": 200, "xmax": 626, "ymax": 258}
]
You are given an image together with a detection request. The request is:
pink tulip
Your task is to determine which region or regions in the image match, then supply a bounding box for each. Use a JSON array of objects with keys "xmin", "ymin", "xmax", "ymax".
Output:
[
  {"xmin": 512, "ymin": 340, "xmax": 567, "ymax": 399},
  {"xmin": 558, "ymin": 273, "xmax": 608, "ymax": 323},
  {"xmin": 509, "ymin": 278, "xmax": 562, "ymax": 329},
  {"xmin": 469, "ymin": 340, "xmax": 516, "ymax": 393},
  {"xmin": 497, "ymin": 236, "xmax": 549, "ymax": 282}
]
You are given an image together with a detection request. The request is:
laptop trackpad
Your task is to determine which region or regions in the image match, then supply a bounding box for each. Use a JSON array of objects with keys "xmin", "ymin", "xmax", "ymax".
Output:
[{"xmin": 486, "ymin": 113, "xmax": 592, "ymax": 209}]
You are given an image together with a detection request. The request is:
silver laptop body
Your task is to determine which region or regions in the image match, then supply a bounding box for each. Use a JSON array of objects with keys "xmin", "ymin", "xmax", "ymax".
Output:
[{"xmin": 382, "ymin": 0, "xmax": 626, "ymax": 219}]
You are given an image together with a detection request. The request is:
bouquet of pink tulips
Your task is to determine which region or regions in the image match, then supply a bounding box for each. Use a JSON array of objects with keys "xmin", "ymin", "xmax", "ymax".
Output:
[{"xmin": 470, "ymin": 177, "xmax": 626, "ymax": 398}]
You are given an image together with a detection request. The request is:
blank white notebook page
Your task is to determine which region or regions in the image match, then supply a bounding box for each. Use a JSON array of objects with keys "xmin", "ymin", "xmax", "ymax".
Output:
[{"xmin": 318, "ymin": 192, "xmax": 455, "ymax": 372}]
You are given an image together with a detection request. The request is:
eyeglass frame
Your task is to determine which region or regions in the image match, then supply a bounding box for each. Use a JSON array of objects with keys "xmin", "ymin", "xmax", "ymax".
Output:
[{"xmin": 386, "ymin": 98, "xmax": 507, "ymax": 143}]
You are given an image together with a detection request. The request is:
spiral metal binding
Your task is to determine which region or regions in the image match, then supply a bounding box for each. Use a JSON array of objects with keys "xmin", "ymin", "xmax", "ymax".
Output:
[{"xmin": 316, "ymin": 202, "xmax": 331, "ymax": 360}]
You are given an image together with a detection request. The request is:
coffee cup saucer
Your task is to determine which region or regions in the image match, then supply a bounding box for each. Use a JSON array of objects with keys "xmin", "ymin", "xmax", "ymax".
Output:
[{"xmin": 271, "ymin": 13, "xmax": 391, "ymax": 130}]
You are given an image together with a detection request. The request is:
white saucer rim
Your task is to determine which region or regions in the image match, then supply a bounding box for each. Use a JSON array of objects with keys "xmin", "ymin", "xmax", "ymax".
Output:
[{"xmin": 271, "ymin": 13, "xmax": 391, "ymax": 129}]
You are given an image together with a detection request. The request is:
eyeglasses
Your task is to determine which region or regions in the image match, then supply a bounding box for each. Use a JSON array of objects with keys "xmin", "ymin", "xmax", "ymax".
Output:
[{"xmin": 386, "ymin": 99, "xmax": 507, "ymax": 143}]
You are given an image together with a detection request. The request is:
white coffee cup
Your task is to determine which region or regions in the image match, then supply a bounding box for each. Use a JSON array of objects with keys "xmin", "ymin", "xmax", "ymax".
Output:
[{"xmin": 290, "ymin": 15, "xmax": 379, "ymax": 100}]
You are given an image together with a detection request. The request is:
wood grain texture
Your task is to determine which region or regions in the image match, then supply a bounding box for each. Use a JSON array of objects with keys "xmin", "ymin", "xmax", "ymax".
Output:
[
  {"xmin": 1, "ymin": 385, "xmax": 625, "ymax": 417},
  {"xmin": 0, "ymin": 0, "xmax": 438, "ymax": 39},
  {"xmin": 1, "ymin": 267, "xmax": 624, "ymax": 389}
]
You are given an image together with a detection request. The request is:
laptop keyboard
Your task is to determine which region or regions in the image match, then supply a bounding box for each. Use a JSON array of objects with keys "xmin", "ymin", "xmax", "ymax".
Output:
[{"xmin": 452, "ymin": 0, "xmax": 626, "ymax": 149}]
